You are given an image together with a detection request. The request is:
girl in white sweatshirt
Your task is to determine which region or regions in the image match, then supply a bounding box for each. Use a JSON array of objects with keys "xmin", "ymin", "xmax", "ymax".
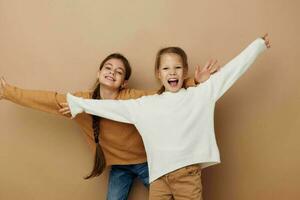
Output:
[{"xmin": 66, "ymin": 34, "xmax": 271, "ymax": 200}]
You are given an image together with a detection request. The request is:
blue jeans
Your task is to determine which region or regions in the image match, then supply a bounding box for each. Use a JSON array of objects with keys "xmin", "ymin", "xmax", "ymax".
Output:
[{"xmin": 106, "ymin": 162, "xmax": 149, "ymax": 200}]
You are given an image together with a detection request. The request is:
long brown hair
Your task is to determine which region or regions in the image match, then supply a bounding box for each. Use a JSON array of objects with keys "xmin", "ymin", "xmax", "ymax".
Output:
[
  {"xmin": 85, "ymin": 53, "xmax": 132, "ymax": 179},
  {"xmin": 154, "ymin": 47, "xmax": 188, "ymax": 94}
]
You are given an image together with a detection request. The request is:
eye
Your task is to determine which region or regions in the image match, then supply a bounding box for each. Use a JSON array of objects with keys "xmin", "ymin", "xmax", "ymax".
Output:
[
  {"xmin": 176, "ymin": 66, "xmax": 182, "ymax": 69},
  {"xmin": 162, "ymin": 67, "xmax": 169, "ymax": 70},
  {"xmin": 116, "ymin": 71, "xmax": 123, "ymax": 75},
  {"xmin": 105, "ymin": 66, "xmax": 111, "ymax": 70}
]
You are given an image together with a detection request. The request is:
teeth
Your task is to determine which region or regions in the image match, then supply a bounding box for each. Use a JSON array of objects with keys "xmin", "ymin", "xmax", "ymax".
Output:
[
  {"xmin": 168, "ymin": 79, "xmax": 178, "ymax": 87},
  {"xmin": 105, "ymin": 76, "xmax": 114, "ymax": 81}
]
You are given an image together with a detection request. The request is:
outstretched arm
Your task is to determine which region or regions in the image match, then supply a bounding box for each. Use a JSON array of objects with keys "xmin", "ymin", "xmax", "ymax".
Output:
[
  {"xmin": 67, "ymin": 93, "xmax": 136, "ymax": 124},
  {"xmin": 208, "ymin": 34, "xmax": 270, "ymax": 100},
  {"xmin": 0, "ymin": 76, "xmax": 86, "ymax": 118},
  {"xmin": 59, "ymin": 64, "xmax": 221, "ymax": 116}
]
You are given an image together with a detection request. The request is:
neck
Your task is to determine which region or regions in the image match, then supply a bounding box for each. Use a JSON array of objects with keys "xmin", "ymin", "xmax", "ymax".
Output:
[{"xmin": 99, "ymin": 84, "xmax": 120, "ymax": 100}]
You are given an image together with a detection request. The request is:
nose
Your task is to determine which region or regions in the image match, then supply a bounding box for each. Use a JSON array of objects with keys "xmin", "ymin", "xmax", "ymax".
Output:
[
  {"xmin": 170, "ymin": 68, "xmax": 176, "ymax": 75},
  {"xmin": 109, "ymin": 70, "xmax": 115, "ymax": 75}
]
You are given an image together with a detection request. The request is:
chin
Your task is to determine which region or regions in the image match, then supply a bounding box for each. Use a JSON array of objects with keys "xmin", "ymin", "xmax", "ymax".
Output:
[
  {"xmin": 172, "ymin": 89, "xmax": 181, "ymax": 93},
  {"xmin": 101, "ymin": 82, "xmax": 119, "ymax": 90},
  {"xmin": 166, "ymin": 87, "xmax": 180, "ymax": 93}
]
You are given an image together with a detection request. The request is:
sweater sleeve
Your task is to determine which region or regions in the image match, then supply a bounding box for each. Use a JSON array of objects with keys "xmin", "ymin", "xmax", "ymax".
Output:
[
  {"xmin": 67, "ymin": 93, "xmax": 136, "ymax": 124},
  {"xmin": 2, "ymin": 84, "xmax": 87, "ymax": 117},
  {"xmin": 208, "ymin": 38, "xmax": 267, "ymax": 101},
  {"xmin": 119, "ymin": 88, "xmax": 156, "ymax": 99}
]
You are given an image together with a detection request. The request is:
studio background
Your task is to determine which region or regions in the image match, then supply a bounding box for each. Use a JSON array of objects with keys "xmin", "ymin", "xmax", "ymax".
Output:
[{"xmin": 0, "ymin": 0, "xmax": 299, "ymax": 199}]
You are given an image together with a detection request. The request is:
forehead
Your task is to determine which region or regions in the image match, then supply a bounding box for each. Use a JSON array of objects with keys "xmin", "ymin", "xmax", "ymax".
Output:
[
  {"xmin": 160, "ymin": 53, "xmax": 183, "ymax": 64},
  {"xmin": 104, "ymin": 58, "xmax": 126, "ymax": 71}
]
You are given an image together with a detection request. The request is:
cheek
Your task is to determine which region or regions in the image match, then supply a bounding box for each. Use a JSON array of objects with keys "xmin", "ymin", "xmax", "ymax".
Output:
[
  {"xmin": 182, "ymin": 69, "xmax": 187, "ymax": 78},
  {"xmin": 158, "ymin": 70, "xmax": 168, "ymax": 80},
  {"xmin": 98, "ymin": 69, "xmax": 106, "ymax": 77},
  {"xmin": 97, "ymin": 72, "xmax": 103, "ymax": 80},
  {"xmin": 177, "ymin": 70, "xmax": 184, "ymax": 78},
  {"xmin": 99, "ymin": 73, "xmax": 107, "ymax": 81},
  {"xmin": 116, "ymin": 74, "xmax": 126, "ymax": 82}
]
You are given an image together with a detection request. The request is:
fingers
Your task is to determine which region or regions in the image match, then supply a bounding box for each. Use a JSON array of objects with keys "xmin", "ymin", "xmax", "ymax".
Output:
[
  {"xmin": 208, "ymin": 59, "xmax": 218, "ymax": 71},
  {"xmin": 203, "ymin": 60, "xmax": 212, "ymax": 70},
  {"xmin": 210, "ymin": 64, "xmax": 221, "ymax": 74},
  {"xmin": 62, "ymin": 110, "xmax": 71, "ymax": 115},
  {"xmin": 193, "ymin": 64, "xmax": 201, "ymax": 84},
  {"xmin": 262, "ymin": 33, "xmax": 271, "ymax": 48},
  {"xmin": 205, "ymin": 59, "xmax": 219, "ymax": 75},
  {"xmin": 194, "ymin": 64, "xmax": 200, "ymax": 76},
  {"xmin": 60, "ymin": 102, "xmax": 68, "ymax": 106},
  {"xmin": 59, "ymin": 107, "xmax": 69, "ymax": 112},
  {"xmin": 262, "ymin": 33, "xmax": 268, "ymax": 40},
  {"xmin": 59, "ymin": 107, "xmax": 71, "ymax": 115},
  {"xmin": 194, "ymin": 59, "xmax": 220, "ymax": 83},
  {"xmin": 0, "ymin": 77, "xmax": 5, "ymax": 99},
  {"xmin": 58, "ymin": 102, "xmax": 71, "ymax": 115},
  {"xmin": 0, "ymin": 76, "xmax": 6, "ymax": 86},
  {"xmin": 265, "ymin": 40, "xmax": 271, "ymax": 48},
  {"xmin": 214, "ymin": 64, "xmax": 222, "ymax": 72}
]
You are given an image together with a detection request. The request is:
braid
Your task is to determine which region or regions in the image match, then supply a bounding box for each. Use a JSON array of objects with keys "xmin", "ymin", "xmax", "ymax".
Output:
[
  {"xmin": 91, "ymin": 85, "xmax": 100, "ymax": 144},
  {"xmin": 84, "ymin": 53, "xmax": 131, "ymax": 179},
  {"xmin": 157, "ymin": 86, "xmax": 165, "ymax": 94},
  {"xmin": 92, "ymin": 116, "xmax": 100, "ymax": 143},
  {"xmin": 84, "ymin": 83, "xmax": 106, "ymax": 179}
]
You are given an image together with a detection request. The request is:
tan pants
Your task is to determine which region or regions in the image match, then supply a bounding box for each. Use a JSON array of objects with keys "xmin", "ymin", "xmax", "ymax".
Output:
[{"xmin": 149, "ymin": 164, "xmax": 203, "ymax": 200}]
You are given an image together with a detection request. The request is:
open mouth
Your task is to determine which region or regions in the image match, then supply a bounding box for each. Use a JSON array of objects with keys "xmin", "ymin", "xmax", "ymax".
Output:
[
  {"xmin": 168, "ymin": 78, "xmax": 179, "ymax": 87},
  {"xmin": 105, "ymin": 76, "xmax": 115, "ymax": 81}
]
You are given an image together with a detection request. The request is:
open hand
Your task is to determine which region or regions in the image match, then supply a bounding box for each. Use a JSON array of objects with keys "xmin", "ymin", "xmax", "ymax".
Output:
[
  {"xmin": 194, "ymin": 59, "xmax": 221, "ymax": 84},
  {"xmin": 0, "ymin": 77, "xmax": 7, "ymax": 100}
]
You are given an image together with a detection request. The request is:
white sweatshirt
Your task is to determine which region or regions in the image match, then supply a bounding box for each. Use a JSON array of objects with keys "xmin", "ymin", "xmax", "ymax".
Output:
[{"xmin": 67, "ymin": 38, "xmax": 267, "ymax": 183}]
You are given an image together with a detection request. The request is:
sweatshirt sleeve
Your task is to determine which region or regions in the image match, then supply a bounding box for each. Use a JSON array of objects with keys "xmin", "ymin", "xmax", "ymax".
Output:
[
  {"xmin": 119, "ymin": 88, "xmax": 157, "ymax": 99},
  {"xmin": 2, "ymin": 84, "xmax": 87, "ymax": 117},
  {"xmin": 208, "ymin": 38, "xmax": 267, "ymax": 101},
  {"xmin": 67, "ymin": 93, "xmax": 136, "ymax": 124}
]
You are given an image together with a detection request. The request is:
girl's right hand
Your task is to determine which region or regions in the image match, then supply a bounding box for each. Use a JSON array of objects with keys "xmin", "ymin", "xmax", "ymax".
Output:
[{"xmin": 0, "ymin": 77, "xmax": 7, "ymax": 100}]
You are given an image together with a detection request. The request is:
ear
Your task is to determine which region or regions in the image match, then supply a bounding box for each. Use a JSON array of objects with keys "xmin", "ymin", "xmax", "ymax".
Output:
[
  {"xmin": 121, "ymin": 80, "xmax": 129, "ymax": 89},
  {"xmin": 156, "ymin": 70, "xmax": 161, "ymax": 80}
]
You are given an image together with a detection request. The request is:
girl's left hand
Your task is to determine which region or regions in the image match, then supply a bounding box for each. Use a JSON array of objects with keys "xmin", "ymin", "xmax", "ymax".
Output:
[
  {"xmin": 59, "ymin": 102, "xmax": 71, "ymax": 116},
  {"xmin": 194, "ymin": 59, "xmax": 220, "ymax": 84}
]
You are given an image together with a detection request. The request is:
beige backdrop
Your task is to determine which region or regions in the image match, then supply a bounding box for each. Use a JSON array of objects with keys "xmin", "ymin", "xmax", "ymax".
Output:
[{"xmin": 1, "ymin": 0, "xmax": 299, "ymax": 200}]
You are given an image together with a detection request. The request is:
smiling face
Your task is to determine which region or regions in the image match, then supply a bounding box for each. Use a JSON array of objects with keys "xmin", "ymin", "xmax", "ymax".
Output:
[
  {"xmin": 97, "ymin": 58, "xmax": 127, "ymax": 90},
  {"xmin": 157, "ymin": 53, "xmax": 187, "ymax": 93}
]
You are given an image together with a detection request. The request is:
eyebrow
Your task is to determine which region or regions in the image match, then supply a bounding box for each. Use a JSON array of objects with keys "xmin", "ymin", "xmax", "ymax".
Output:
[
  {"xmin": 104, "ymin": 62, "xmax": 125, "ymax": 72},
  {"xmin": 117, "ymin": 67, "xmax": 125, "ymax": 71}
]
